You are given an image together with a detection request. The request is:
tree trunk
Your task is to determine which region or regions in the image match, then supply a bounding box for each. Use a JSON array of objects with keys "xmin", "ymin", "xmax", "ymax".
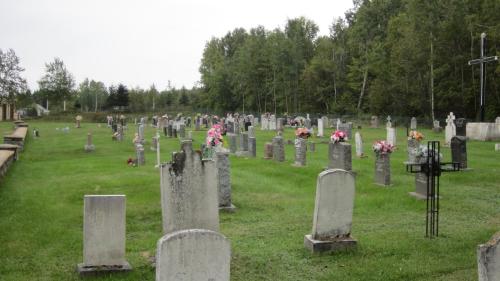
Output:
[
  {"xmin": 357, "ymin": 67, "xmax": 368, "ymax": 111},
  {"xmin": 430, "ymin": 32, "xmax": 435, "ymax": 122}
]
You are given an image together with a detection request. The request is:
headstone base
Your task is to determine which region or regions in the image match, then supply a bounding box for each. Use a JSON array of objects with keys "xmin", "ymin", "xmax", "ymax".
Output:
[
  {"xmin": 235, "ymin": 151, "xmax": 249, "ymax": 157},
  {"xmin": 304, "ymin": 234, "xmax": 357, "ymax": 253},
  {"xmin": 374, "ymin": 183, "xmax": 392, "ymax": 187},
  {"xmin": 219, "ymin": 204, "xmax": 237, "ymax": 213},
  {"xmin": 84, "ymin": 145, "xmax": 95, "ymax": 152},
  {"xmin": 77, "ymin": 262, "xmax": 132, "ymax": 276}
]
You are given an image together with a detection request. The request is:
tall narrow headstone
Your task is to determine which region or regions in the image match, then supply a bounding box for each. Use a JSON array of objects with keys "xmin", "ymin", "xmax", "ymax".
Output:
[
  {"xmin": 159, "ymin": 141, "xmax": 219, "ymax": 234},
  {"xmin": 477, "ymin": 232, "xmax": 500, "ymax": 281},
  {"xmin": 117, "ymin": 125, "xmax": 124, "ymax": 141},
  {"xmin": 272, "ymin": 135, "xmax": 285, "ymax": 162},
  {"xmin": 276, "ymin": 118, "xmax": 284, "ymax": 132},
  {"xmin": 138, "ymin": 124, "xmax": 145, "ymax": 144},
  {"xmin": 328, "ymin": 142, "xmax": 352, "ymax": 171},
  {"xmin": 178, "ymin": 124, "xmax": 186, "ymax": 139},
  {"xmin": 84, "ymin": 133, "xmax": 95, "ymax": 152},
  {"xmin": 156, "ymin": 229, "xmax": 230, "ymax": 281},
  {"xmin": 304, "ymin": 169, "xmax": 357, "ymax": 253},
  {"xmin": 136, "ymin": 144, "xmax": 145, "ymax": 165},
  {"xmin": 77, "ymin": 195, "xmax": 131, "ymax": 275},
  {"xmin": 355, "ymin": 132, "xmax": 364, "ymax": 158},
  {"xmin": 317, "ymin": 118, "xmax": 324, "ymax": 137},
  {"xmin": 239, "ymin": 133, "xmax": 248, "ymax": 152},
  {"xmin": 227, "ymin": 133, "xmax": 237, "ymax": 153},
  {"xmin": 451, "ymin": 136, "xmax": 468, "ymax": 169},
  {"xmin": 248, "ymin": 126, "xmax": 255, "ymax": 138},
  {"xmin": 455, "ymin": 118, "xmax": 467, "ymax": 136},
  {"xmin": 387, "ymin": 127, "xmax": 396, "ymax": 146},
  {"xmin": 215, "ymin": 151, "xmax": 236, "ymax": 212},
  {"xmin": 248, "ymin": 137, "xmax": 256, "ymax": 158},
  {"xmin": 407, "ymin": 139, "xmax": 419, "ymax": 163},
  {"xmin": 151, "ymin": 136, "xmax": 158, "ymax": 151},
  {"xmin": 374, "ymin": 154, "xmax": 391, "ymax": 186},
  {"xmin": 371, "ymin": 116, "xmax": 379, "ymax": 128},
  {"xmin": 445, "ymin": 112, "xmax": 456, "ymax": 145},
  {"xmin": 293, "ymin": 138, "xmax": 307, "ymax": 166}
]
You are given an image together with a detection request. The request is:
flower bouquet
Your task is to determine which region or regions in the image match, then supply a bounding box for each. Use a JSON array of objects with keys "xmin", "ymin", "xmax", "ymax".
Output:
[
  {"xmin": 372, "ymin": 140, "xmax": 395, "ymax": 155},
  {"xmin": 331, "ymin": 130, "xmax": 347, "ymax": 143},
  {"xmin": 408, "ymin": 130, "xmax": 424, "ymax": 141},
  {"xmin": 295, "ymin": 127, "xmax": 311, "ymax": 139},
  {"xmin": 206, "ymin": 124, "xmax": 224, "ymax": 148}
]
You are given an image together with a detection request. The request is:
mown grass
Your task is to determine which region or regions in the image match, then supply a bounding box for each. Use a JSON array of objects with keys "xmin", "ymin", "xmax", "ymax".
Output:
[{"xmin": 0, "ymin": 121, "xmax": 498, "ymax": 281}]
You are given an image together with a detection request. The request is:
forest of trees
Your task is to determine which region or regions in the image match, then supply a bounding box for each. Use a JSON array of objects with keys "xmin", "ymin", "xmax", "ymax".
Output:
[{"xmin": 198, "ymin": 0, "xmax": 500, "ymax": 120}]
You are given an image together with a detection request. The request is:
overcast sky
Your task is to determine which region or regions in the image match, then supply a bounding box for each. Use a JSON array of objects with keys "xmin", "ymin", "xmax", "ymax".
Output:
[{"xmin": 1, "ymin": 0, "xmax": 353, "ymax": 91}]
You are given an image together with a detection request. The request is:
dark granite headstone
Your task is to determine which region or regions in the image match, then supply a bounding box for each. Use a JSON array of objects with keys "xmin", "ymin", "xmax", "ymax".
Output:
[
  {"xmin": 374, "ymin": 154, "xmax": 391, "ymax": 186},
  {"xmin": 451, "ymin": 136, "xmax": 467, "ymax": 169},
  {"xmin": 454, "ymin": 118, "xmax": 467, "ymax": 136}
]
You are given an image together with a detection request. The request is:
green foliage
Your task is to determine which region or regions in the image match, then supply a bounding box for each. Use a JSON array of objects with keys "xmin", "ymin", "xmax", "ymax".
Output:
[
  {"xmin": 197, "ymin": 2, "xmax": 500, "ymax": 120},
  {"xmin": 37, "ymin": 58, "xmax": 75, "ymax": 105},
  {"xmin": 0, "ymin": 48, "xmax": 27, "ymax": 101}
]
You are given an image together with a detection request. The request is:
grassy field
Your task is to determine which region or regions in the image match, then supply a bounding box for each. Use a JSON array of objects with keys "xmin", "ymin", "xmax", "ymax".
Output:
[{"xmin": 0, "ymin": 120, "xmax": 498, "ymax": 281}]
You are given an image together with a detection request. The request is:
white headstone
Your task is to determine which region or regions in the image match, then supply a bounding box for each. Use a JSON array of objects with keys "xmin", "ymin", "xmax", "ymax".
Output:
[
  {"xmin": 160, "ymin": 141, "xmax": 219, "ymax": 234},
  {"xmin": 78, "ymin": 195, "xmax": 131, "ymax": 272},
  {"xmin": 355, "ymin": 132, "xmax": 363, "ymax": 157},
  {"xmin": 156, "ymin": 229, "xmax": 230, "ymax": 281},
  {"xmin": 387, "ymin": 127, "xmax": 396, "ymax": 146},
  {"xmin": 317, "ymin": 118, "xmax": 324, "ymax": 137},
  {"xmin": 445, "ymin": 112, "xmax": 456, "ymax": 145},
  {"xmin": 386, "ymin": 115, "xmax": 392, "ymax": 128},
  {"xmin": 410, "ymin": 117, "xmax": 417, "ymax": 130}
]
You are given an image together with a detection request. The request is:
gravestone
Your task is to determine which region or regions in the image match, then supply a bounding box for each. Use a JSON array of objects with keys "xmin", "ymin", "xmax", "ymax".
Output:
[
  {"xmin": 84, "ymin": 133, "xmax": 95, "ymax": 152},
  {"xmin": 136, "ymin": 144, "xmax": 145, "ymax": 165},
  {"xmin": 263, "ymin": 143, "xmax": 273, "ymax": 159},
  {"xmin": 374, "ymin": 154, "xmax": 391, "ymax": 186},
  {"xmin": 386, "ymin": 116, "xmax": 392, "ymax": 128},
  {"xmin": 445, "ymin": 112, "xmax": 456, "ymax": 145},
  {"xmin": 293, "ymin": 138, "xmax": 307, "ymax": 167},
  {"xmin": 451, "ymin": 136, "xmax": 468, "ymax": 169},
  {"xmin": 305, "ymin": 118, "xmax": 312, "ymax": 130},
  {"xmin": 117, "ymin": 125, "xmax": 124, "ymax": 141},
  {"xmin": 234, "ymin": 121, "xmax": 240, "ymax": 135},
  {"xmin": 248, "ymin": 126, "xmax": 255, "ymax": 138},
  {"xmin": 178, "ymin": 124, "xmax": 186, "ymax": 139},
  {"xmin": 477, "ymin": 231, "xmax": 500, "ymax": 281},
  {"xmin": 355, "ymin": 132, "xmax": 364, "ymax": 158},
  {"xmin": 151, "ymin": 136, "xmax": 158, "ymax": 151},
  {"xmin": 309, "ymin": 141, "xmax": 316, "ymax": 152},
  {"xmin": 195, "ymin": 117, "xmax": 201, "ymax": 131},
  {"xmin": 407, "ymin": 139, "xmax": 419, "ymax": 163},
  {"xmin": 371, "ymin": 116, "xmax": 379, "ymax": 128},
  {"xmin": 338, "ymin": 122, "xmax": 353, "ymax": 139},
  {"xmin": 239, "ymin": 133, "xmax": 249, "ymax": 152},
  {"xmin": 410, "ymin": 117, "xmax": 417, "ymax": 130},
  {"xmin": 138, "ymin": 124, "xmax": 145, "ymax": 144},
  {"xmin": 455, "ymin": 118, "xmax": 467, "ymax": 137},
  {"xmin": 322, "ymin": 116, "xmax": 329, "ymax": 129},
  {"xmin": 328, "ymin": 142, "xmax": 352, "ymax": 171},
  {"xmin": 156, "ymin": 229, "xmax": 230, "ymax": 281},
  {"xmin": 409, "ymin": 158, "xmax": 430, "ymax": 200},
  {"xmin": 269, "ymin": 115, "xmax": 277, "ymax": 130},
  {"xmin": 386, "ymin": 127, "xmax": 396, "ymax": 146},
  {"xmin": 272, "ymin": 135, "xmax": 285, "ymax": 162},
  {"xmin": 159, "ymin": 141, "xmax": 219, "ymax": 234},
  {"xmin": 172, "ymin": 128, "xmax": 177, "ymax": 138},
  {"xmin": 496, "ymin": 144, "xmax": 500, "ymax": 151},
  {"xmin": 226, "ymin": 121, "xmax": 234, "ymax": 134},
  {"xmin": 215, "ymin": 151, "xmax": 236, "ymax": 212},
  {"xmin": 317, "ymin": 118, "xmax": 324, "ymax": 137},
  {"xmin": 433, "ymin": 120, "xmax": 442, "ymax": 133},
  {"xmin": 277, "ymin": 118, "xmax": 284, "ymax": 132},
  {"xmin": 227, "ymin": 133, "xmax": 237, "ymax": 153},
  {"xmin": 77, "ymin": 195, "xmax": 131, "ymax": 275},
  {"xmin": 248, "ymin": 137, "xmax": 256, "ymax": 158},
  {"xmin": 76, "ymin": 116, "xmax": 82, "ymax": 128},
  {"xmin": 304, "ymin": 169, "xmax": 357, "ymax": 253}
]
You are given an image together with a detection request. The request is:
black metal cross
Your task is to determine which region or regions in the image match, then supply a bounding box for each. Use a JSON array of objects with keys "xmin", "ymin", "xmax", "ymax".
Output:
[
  {"xmin": 406, "ymin": 141, "xmax": 461, "ymax": 238},
  {"xmin": 468, "ymin": 33, "xmax": 498, "ymax": 122}
]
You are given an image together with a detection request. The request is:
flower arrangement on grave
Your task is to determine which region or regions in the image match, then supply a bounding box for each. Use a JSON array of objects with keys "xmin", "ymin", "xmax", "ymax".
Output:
[
  {"xmin": 408, "ymin": 130, "xmax": 424, "ymax": 141},
  {"xmin": 295, "ymin": 127, "xmax": 311, "ymax": 139},
  {"xmin": 132, "ymin": 133, "xmax": 140, "ymax": 144},
  {"xmin": 331, "ymin": 130, "xmax": 347, "ymax": 143},
  {"xmin": 416, "ymin": 145, "xmax": 442, "ymax": 162},
  {"xmin": 206, "ymin": 124, "xmax": 224, "ymax": 148},
  {"xmin": 372, "ymin": 140, "xmax": 395, "ymax": 155}
]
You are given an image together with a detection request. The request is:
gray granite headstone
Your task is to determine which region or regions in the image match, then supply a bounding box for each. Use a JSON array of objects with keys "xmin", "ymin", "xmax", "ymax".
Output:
[
  {"xmin": 248, "ymin": 137, "xmax": 256, "ymax": 158},
  {"xmin": 410, "ymin": 117, "xmax": 417, "ymax": 130},
  {"xmin": 328, "ymin": 142, "xmax": 352, "ymax": 171},
  {"xmin": 454, "ymin": 118, "xmax": 467, "ymax": 137},
  {"xmin": 215, "ymin": 151, "xmax": 235, "ymax": 211},
  {"xmin": 227, "ymin": 133, "xmax": 237, "ymax": 153},
  {"xmin": 407, "ymin": 139, "xmax": 419, "ymax": 164},
  {"xmin": 117, "ymin": 125, "xmax": 124, "ymax": 141},
  {"xmin": 178, "ymin": 124, "xmax": 186, "ymax": 139},
  {"xmin": 248, "ymin": 126, "xmax": 255, "ymax": 138},
  {"xmin": 477, "ymin": 232, "xmax": 500, "ymax": 281},
  {"xmin": 451, "ymin": 136, "xmax": 467, "ymax": 169},
  {"xmin": 305, "ymin": 119, "xmax": 312, "ymax": 130},
  {"xmin": 374, "ymin": 154, "xmax": 391, "ymax": 186},
  {"xmin": 304, "ymin": 169, "xmax": 357, "ymax": 253},
  {"xmin": 156, "ymin": 229, "xmax": 230, "ymax": 281},
  {"xmin": 293, "ymin": 138, "xmax": 307, "ymax": 166},
  {"xmin": 136, "ymin": 144, "xmax": 145, "ymax": 165},
  {"xmin": 167, "ymin": 124, "xmax": 173, "ymax": 137},
  {"xmin": 151, "ymin": 136, "xmax": 158, "ymax": 151},
  {"xmin": 272, "ymin": 136, "xmax": 285, "ymax": 162},
  {"xmin": 160, "ymin": 141, "xmax": 219, "ymax": 234},
  {"xmin": 84, "ymin": 133, "xmax": 95, "ymax": 152},
  {"xmin": 77, "ymin": 195, "xmax": 131, "ymax": 275},
  {"xmin": 239, "ymin": 133, "xmax": 248, "ymax": 152},
  {"xmin": 355, "ymin": 132, "xmax": 363, "ymax": 157},
  {"xmin": 370, "ymin": 116, "xmax": 379, "ymax": 128}
]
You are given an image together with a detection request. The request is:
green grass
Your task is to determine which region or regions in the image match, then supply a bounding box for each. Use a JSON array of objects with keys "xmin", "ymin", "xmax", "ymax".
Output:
[{"xmin": 0, "ymin": 121, "xmax": 498, "ymax": 280}]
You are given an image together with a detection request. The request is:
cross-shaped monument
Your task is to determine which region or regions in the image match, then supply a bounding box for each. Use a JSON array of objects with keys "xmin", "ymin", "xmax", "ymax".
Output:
[{"xmin": 468, "ymin": 33, "xmax": 498, "ymax": 122}]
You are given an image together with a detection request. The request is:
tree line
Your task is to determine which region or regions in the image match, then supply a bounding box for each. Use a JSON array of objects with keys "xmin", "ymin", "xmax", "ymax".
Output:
[{"xmin": 198, "ymin": 0, "xmax": 500, "ymax": 120}]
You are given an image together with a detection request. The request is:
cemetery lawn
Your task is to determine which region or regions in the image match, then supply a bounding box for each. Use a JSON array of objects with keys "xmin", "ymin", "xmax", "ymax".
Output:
[{"xmin": 0, "ymin": 121, "xmax": 499, "ymax": 281}]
